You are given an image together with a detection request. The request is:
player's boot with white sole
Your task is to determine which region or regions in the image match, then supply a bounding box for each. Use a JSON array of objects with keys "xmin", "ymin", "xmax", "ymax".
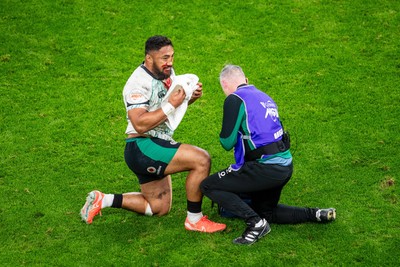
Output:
[
  {"xmin": 80, "ymin": 190, "xmax": 104, "ymax": 224},
  {"xmin": 185, "ymin": 216, "xmax": 226, "ymax": 233}
]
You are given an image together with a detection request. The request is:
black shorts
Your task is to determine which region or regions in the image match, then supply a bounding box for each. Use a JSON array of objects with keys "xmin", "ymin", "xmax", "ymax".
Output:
[
  {"xmin": 202, "ymin": 161, "xmax": 293, "ymax": 194},
  {"xmin": 124, "ymin": 137, "xmax": 181, "ymax": 184},
  {"xmin": 200, "ymin": 161, "xmax": 293, "ymax": 219}
]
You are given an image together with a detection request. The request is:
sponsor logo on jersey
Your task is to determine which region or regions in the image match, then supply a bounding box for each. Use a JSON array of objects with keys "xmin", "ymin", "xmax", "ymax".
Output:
[
  {"xmin": 158, "ymin": 91, "xmax": 166, "ymax": 99},
  {"xmin": 130, "ymin": 93, "xmax": 143, "ymax": 100},
  {"xmin": 260, "ymin": 101, "xmax": 279, "ymax": 122},
  {"xmin": 127, "ymin": 92, "xmax": 145, "ymax": 104}
]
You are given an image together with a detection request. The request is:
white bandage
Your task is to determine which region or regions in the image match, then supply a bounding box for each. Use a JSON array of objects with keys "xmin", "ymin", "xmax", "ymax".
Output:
[
  {"xmin": 161, "ymin": 102, "xmax": 175, "ymax": 116},
  {"xmin": 145, "ymin": 203, "xmax": 153, "ymax": 216}
]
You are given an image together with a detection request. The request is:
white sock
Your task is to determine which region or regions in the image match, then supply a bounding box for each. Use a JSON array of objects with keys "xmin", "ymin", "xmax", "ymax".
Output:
[
  {"xmin": 144, "ymin": 203, "xmax": 153, "ymax": 216},
  {"xmin": 101, "ymin": 194, "xmax": 114, "ymax": 208},
  {"xmin": 187, "ymin": 211, "xmax": 203, "ymax": 224}
]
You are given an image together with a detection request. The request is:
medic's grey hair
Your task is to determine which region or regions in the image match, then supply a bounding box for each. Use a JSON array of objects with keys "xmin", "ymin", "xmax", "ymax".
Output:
[{"xmin": 219, "ymin": 64, "xmax": 246, "ymax": 82}]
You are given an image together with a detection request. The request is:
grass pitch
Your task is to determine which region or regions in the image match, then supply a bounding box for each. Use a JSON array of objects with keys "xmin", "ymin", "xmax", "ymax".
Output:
[{"xmin": 1, "ymin": 0, "xmax": 399, "ymax": 266}]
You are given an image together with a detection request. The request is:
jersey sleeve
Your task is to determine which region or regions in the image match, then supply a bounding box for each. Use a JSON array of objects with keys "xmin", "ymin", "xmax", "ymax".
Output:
[
  {"xmin": 124, "ymin": 86, "xmax": 150, "ymax": 111},
  {"xmin": 219, "ymin": 94, "xmax": 245, "ymax": 151}
]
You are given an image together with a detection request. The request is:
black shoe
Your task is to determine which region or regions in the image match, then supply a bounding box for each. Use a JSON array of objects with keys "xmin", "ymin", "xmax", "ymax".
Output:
[
  {"xmin": 233, "ymin": 218, "xmax": 271, "ymax": 245},
  {"xmin": 316, "ymin": 208, "xmax": 336, "ymax": 222}
]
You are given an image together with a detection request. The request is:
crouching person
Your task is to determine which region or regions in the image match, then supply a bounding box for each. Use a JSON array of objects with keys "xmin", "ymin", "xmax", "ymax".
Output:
[{"xmin": 200, "ymin": 64, "xmax": 335, "ymax": 245}]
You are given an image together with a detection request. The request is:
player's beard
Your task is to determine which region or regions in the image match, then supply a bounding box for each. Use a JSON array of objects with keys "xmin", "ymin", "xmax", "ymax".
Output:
[{"xmin": 153, "ymin": 63, "xmax": 172, "ymax": 80}]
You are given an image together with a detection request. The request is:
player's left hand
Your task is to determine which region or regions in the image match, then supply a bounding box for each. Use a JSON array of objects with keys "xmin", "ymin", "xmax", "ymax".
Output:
[{"xmin": 189, "ymin": 82, "xmax": 203, "ymax": 104}]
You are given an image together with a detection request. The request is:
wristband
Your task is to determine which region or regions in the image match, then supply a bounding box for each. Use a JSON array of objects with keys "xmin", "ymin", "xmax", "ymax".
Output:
[{"xmin": 161, "ymin": 102, "xmax": 175, "ymax": 116}]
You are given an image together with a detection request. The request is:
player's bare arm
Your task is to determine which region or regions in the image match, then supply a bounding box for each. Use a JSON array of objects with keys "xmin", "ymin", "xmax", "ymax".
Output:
[{"xmin": 129, "ymin": 88, "xmax": 186, "ymax": 134}]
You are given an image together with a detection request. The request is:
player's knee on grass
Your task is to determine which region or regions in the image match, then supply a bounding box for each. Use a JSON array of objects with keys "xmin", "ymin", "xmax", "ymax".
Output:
[{"xmin": 148, "ymin": 197, "xmax": 172, "ymax": 216}]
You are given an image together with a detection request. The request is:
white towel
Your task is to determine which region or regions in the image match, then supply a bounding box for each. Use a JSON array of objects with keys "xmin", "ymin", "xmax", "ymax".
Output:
[{"xmin": 162, "ymin": 74, "xmax": 199, "ymax": 130}]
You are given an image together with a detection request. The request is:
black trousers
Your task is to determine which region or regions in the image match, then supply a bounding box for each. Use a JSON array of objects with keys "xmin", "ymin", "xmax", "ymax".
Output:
[{"xmin": 200, "ymin": 161, "xmax": 317, "ymax": 224}]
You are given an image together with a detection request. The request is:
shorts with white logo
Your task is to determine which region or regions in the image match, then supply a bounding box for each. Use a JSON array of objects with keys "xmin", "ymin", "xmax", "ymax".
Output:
[
  {"xmin": 124, "ymin": 137, "xmax": 181, "ymax": 184},
  {"xmin": 200, "ymin": 161, "xmax": 293, "ymax": 220}
]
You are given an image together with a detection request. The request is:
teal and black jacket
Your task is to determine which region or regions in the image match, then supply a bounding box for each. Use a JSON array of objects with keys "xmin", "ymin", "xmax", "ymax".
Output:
[{"xmin": 219, "ymin": 84, "xmax": 292, "ymax": 169}]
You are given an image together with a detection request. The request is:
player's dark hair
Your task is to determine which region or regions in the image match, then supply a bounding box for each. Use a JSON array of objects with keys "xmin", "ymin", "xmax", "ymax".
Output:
[{"xmin": 145, "ymin": 35, "xmax": 173, "ymax": 55}]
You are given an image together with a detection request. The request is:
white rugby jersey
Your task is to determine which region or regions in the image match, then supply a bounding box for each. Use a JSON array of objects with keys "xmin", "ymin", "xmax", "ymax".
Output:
[{"xmin": 122, "ymin": 64, "xmax": 176, "ymax": 141}]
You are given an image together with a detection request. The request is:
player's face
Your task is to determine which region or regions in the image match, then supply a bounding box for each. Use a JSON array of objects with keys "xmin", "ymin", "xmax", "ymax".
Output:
[{"xmin": 148, "ymin": 45, "xmax": 174, "ymax": 80}]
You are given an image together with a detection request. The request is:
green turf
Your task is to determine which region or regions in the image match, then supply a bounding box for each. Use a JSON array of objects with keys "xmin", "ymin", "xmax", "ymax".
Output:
[{"xmin": 1, "ymin": 0, "xmax": 399, "ymax": 266}]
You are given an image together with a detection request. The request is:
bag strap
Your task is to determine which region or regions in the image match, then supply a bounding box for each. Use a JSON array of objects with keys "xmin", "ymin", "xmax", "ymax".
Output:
[{"xmin": 244, "ymin": 131, "xmax": 290, "ymax": 161}]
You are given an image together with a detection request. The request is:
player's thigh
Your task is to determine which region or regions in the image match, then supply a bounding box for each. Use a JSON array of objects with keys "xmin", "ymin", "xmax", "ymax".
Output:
[{"xmin": 165, "ymin": 144, "xmax": 210, "ymax": 174}]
